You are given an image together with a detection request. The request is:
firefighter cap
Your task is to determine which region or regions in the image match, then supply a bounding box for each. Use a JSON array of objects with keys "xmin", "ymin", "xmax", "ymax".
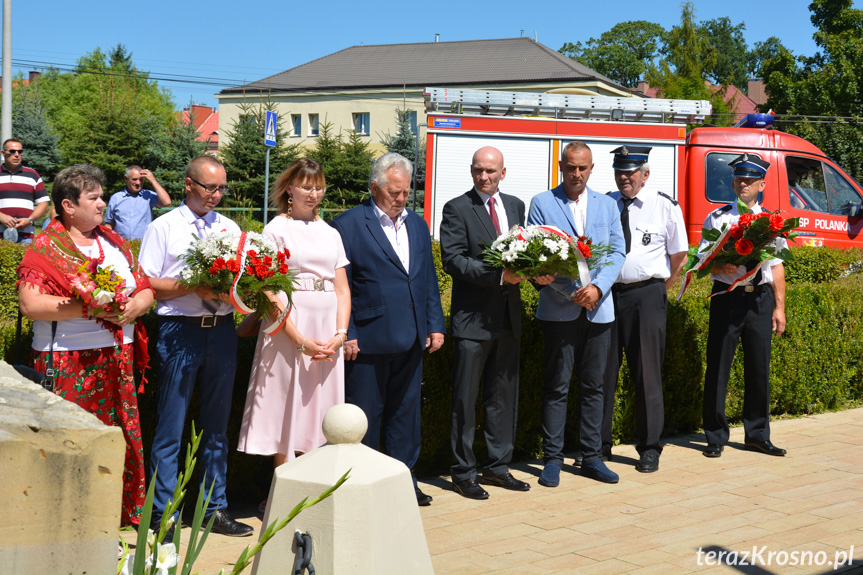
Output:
[
  {"xmin": 611, "ymin": 146, "xmax": 651, "ymax": 171},
  {"xmin": 729, "ymin": 154, "xmax": 770, "ymax": 179}
]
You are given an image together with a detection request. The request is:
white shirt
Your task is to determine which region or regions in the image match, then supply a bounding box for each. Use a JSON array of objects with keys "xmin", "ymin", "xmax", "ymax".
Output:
[
  {"xmin": 609, "ymin": 188, "xmax": 688, "ymax": 284},
  {"xmin": 371, "ymin": 198, "xmax": 410, "ymax": 271},
  {"xmin": 139, "ymin": 202, "xmax": 241, "ymax": 316},
  {"xmin": 475, "ymin": 188, "xmax": 510, "ymax": 236},
  {"xmin": 32, "ymin": 238, "xmax": 137, "ymax": 351},
  {"xmin": 700, "ymin": 201, "xmax": 786, "ymax": 285},
  {"xmin": 567, "ymin": 191, "xmax": 588, "ymax": 237}
]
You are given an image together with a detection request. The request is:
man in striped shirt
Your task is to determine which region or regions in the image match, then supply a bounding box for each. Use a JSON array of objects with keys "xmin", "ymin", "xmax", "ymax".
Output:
[{"xmin": 0, "ymin": 139, "xmax": 49, "ymax": 243}]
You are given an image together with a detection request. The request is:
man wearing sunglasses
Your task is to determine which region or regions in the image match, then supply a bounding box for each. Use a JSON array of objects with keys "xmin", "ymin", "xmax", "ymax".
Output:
[{"xmin": 0, "ymin": 138, "xmax": 49, "ymax": 243}]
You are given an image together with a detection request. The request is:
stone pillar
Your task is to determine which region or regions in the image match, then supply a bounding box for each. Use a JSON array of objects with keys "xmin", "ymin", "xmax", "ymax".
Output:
[
  {"xmin": 252, "ymin": 403, "xmax": 434, "ymax": 575},
  {"xmin": 0, "ymin": 361, "xmax": 126, "ymax": 575}
]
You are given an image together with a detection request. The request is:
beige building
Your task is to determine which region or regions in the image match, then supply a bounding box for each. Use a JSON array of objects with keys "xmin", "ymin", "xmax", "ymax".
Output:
[{"xmin": 215, "ymin": 37, "xmax": 634, "ymax": 155}]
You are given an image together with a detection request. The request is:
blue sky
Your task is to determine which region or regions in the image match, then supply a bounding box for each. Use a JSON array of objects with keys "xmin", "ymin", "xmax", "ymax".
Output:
[{"xmin": 5, "ymin": 0, "xmax": 858, "ymax": 109}]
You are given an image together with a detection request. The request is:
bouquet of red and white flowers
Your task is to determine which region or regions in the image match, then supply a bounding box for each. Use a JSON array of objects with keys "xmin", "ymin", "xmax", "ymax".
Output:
[
  {"xmin": 678, "ymin": 199, "xmax": 799, "ymax": 299},
  {"xmin": 482, "ymin": 225, "xmax": 613, "ymax": 287},
  {"xmin": 179, "ymin": 230, "xmax": 296, "ymax": 334},
  {"xmin": 66, "ymin": 259, "xmax": 130, "ymax": 320}
]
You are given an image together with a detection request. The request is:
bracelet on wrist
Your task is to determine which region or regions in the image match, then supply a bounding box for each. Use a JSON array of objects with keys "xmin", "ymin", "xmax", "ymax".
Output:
[
  {"xmin": 297, "ymin": 337, "xmax": 306, "ymax": 353},
  {"xmin": 81, "ymin": 302, "xmax": 89, "ymax": 319}
]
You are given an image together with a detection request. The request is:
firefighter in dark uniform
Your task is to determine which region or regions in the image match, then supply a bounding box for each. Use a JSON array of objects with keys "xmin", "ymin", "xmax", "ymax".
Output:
[
  {"xmin": 701, "ymin": 154, "xmax": 787, "ymax": 458},
  {"xmin": 602, "ymin": 146, "xmax": 688, "ymax": 473}
]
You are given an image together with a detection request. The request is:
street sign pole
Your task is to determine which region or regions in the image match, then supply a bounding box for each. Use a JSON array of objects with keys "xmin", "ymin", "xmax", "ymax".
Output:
[
  {"xmin": 263, "ymin": 110, "xmax": 278, "ymax": 226},
  {"xmin": 264, "ymin": 147, "xmax": 270, "ymax": 226}
]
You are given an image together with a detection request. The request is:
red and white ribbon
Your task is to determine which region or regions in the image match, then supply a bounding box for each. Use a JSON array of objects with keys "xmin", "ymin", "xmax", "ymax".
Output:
[
  {"xmin": 228, "ymin": 231, "xmax": 293, "ymax": 335},
  {"xmin": 677, "ymin": 226, "xmax": 760, "ymax": 301}
]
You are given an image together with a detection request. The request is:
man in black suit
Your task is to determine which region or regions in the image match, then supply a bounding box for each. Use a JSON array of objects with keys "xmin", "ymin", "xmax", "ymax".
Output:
[{"xmin": 440, "ymin": 146, "xmax": 551, "ymax": 500}]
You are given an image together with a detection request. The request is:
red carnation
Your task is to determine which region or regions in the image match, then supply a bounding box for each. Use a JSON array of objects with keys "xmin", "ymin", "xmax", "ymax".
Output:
[
  {"xmin": 283, "ymin": 249, "xmax": 291, "ymax": 259},
  {"xmin": 263, "ymin": 255, "xmax": 272, "ymax": 266},
  {"xmin": 213, "ymin": 257, "xmax": 227, "ymax": 270},
  {"xmin": 226, "ymin": 259, "xmax": 240, "ymax": 273},
  {"xmin": 769, "ymin": 213, "xmax": 784, "ymax": 231},
  {"xmin": 738, "ymin": 213, "xmax": 755, "ymax": 227},
  {"xmin": 255, "ymin": 264, "xmax": 268, "ymax": 279},
  {"xmin": 577, "ymin": 240, "xmax": 591, "ymax": 259},
  {"xmin": 279, "ymin": 264, "xmax": 289, "ymax": 274},
  {"xmin": 249, "ymin": 257, "xmax": 262, "ymax": 267},
  {"xmin": 246, "ymin": 265, "xmax": 256, "ymax": 276},
  {"xmin": 247, "ymin": 250, "xmax": 258, "ymax": 258},
  {"xmin": 729, "ymin": 224, "xmax": 744, "ymax": 239},
  {"xmin": 735, "ymin": 238, "xmax": 754, "ymax": 256},
  {"xmin": 208, "ymin": 266, "xmax": 219, "ymax": 274}
]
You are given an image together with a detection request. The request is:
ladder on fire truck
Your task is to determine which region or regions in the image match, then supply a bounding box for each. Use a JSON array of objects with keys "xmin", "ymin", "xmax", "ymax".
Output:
[{"xmin": 424, "ymin": 87, "xmax": 712, "ymax": 124}]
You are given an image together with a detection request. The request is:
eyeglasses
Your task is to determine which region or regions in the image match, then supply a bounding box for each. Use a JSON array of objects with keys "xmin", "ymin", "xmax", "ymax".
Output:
[
  {"xmin": 292, "ymin": 184, "xmax": 326, "ymax": 194},
  {"xmin": 190, "ymin": 177, "xmax": 230, "ymax": 195},
  {"xmin": 3, "ymin": 149, "xmax": 23, "ymax": 155}
]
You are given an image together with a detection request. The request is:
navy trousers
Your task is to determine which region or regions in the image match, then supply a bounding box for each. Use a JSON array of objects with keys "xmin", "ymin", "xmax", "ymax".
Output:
[
  {"xmin": 540, "ymin": 314, "xmax": 611, "ymax": 466},
  {"xmin": 150, "ymin": 317, "xmax": 238, "ymax": 518},
  {"xmin": 345, "ymin": 344, "xmax": 423, "ymax": 477}
]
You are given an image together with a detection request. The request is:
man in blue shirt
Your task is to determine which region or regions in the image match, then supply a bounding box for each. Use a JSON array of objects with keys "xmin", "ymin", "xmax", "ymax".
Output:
[{"xmin": 104, "ymin": 165, "xmax": 171, "ymax": 239}]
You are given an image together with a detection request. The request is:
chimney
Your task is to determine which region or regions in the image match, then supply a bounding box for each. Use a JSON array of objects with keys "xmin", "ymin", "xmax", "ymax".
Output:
[
  {"xmin": 521, "ymin": 30, "xmax": 524, "ymax": 37},
  {"xmin": 435, "ymin": 33, "xmax": 440, "ymax": 42},
  {"xmin": 28, "ymin": 70, "xmax": 41, "ymax": 82}
]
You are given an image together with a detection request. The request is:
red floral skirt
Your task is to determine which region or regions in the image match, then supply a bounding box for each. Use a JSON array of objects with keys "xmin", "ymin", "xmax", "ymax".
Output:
[{"xmin": 34, "ymin": 344, "xmax": 145, "ymax": 527}]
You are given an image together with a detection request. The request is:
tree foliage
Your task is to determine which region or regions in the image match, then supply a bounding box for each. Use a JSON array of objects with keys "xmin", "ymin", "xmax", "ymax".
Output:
[
  {"xmin": 143, "ymin": 102, "xmax": 209, "ymax": 197},
  {"xmin": 219, "ymin": 100, "xmax": 301, "ymax": 211},
  {"xmin": 559, "ymin": 21, "xmax": 666, "ymax": 87},
  {"xmin": 644, "ymin": 3, "xmax": 734, "ymax": 126},
  {"xmin": 30, "ymin": 45, "xmax": 176, "ymax": 191},
  {"xmin": 308, "ymin": 120, "xmax": 374, "ymax": 209},
  {"xmin": 699, "ymin": 17, "xmax": 749, "ymax": 89},
  {"xmin": 10, "ymin": 90, "xmax": 61, "ymax": 181}
]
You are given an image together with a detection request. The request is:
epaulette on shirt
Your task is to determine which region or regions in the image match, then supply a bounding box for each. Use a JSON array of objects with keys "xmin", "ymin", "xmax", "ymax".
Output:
[
  {"xmin": 711, "ymin": 204, "xmax": 733, "ymax": 216},
  {"xmin": 657, "ymin": 192, "xmax": 678, "ymax": 206}
]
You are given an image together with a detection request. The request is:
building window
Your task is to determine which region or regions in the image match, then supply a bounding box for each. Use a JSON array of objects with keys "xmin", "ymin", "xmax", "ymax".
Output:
[
  {"xmin": 353, "ymin": 112, "xmax": 370, "ymax": 136},
  {"xmin": 309, "ymin": 114, "xmax": 319, "ymax": 137},
  {"xmin": 291, "ymin": 114, "xmax": 302, "ymax": 137},
  {"xmin": 407, "ymin": 111, "xmax": 418, "ymax": 135}
]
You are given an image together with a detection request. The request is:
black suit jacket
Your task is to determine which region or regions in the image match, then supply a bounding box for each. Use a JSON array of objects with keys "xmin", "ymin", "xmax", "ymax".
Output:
[{"xmin": 439, "ymin": 188, "xmax": 526, "ymax": 340}]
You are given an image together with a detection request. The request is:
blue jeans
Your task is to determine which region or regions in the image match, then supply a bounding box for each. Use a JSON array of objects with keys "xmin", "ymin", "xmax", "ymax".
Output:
[{"xmin": 150, "ymin": 317, "xmax": 238, "ymax": 518}]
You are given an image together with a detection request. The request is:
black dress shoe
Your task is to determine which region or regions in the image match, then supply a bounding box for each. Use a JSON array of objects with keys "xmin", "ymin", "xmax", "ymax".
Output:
[
  {"xmin": 415, "ymin": 486, "xmax": 433, "ymax": 506},
  {"xmin": 635, "ymin": 451, "xmax": 659, "ymax": 473},
  {"xmin": 703, "ymin": 443, "xmax": 724, "ymax": 458},
  {"xmin": 452, "ymin": 478, "xmax": 489, "ymax": 500},
  {"xmin": 573, "ymin": 449, "xmax": 612, "ymax": 467},
  {"xmin": 208, "ymin": 510, "xmax": 253, "ymax": 537},
  {"xmin": 481, "ymin": 471, "xmax": 531, "ymax": 491},
  {"xmin": 745, "ymin": 440, "xmax": 787, "ymax": 456}
]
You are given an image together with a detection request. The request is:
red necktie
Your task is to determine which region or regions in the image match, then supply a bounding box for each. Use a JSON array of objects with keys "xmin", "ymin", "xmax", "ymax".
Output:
[{"xmin": 488, "ymin": 197, "xmax": 502, "ymax": 235}]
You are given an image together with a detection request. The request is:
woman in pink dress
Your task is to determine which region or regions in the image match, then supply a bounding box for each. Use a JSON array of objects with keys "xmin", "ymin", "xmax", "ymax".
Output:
[{"xmin": 238, "ymin": 158, "xmax": 350, "ymax": 469}]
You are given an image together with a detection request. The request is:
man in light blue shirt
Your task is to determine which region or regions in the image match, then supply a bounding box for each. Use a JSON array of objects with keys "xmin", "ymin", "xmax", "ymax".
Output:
[{"xmin": 104, "ymin": 165, "xmax": 171, "ymax": 239}]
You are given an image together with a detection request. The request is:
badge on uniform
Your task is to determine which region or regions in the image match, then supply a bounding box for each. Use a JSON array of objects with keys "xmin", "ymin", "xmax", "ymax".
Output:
[{"xmin": 642, "ymin": 232, "xmax": 651, "ymax": 245}]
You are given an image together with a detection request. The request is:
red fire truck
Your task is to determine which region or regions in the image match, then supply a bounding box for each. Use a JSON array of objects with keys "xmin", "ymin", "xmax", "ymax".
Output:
[{"xmin": 422, "ymin": 87, "xmax": 863, "ymax": 247}]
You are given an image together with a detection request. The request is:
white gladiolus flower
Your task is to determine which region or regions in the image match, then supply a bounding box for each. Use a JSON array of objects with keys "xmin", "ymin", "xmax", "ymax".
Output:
[{"xmin": 146, "ymin": 542, "xmax": 180, "ymax": 575}]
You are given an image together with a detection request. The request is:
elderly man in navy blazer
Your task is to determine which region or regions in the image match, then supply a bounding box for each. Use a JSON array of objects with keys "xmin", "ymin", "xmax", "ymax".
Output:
[
  {"xmin": 526, "ymin": 141, "xmax": 626, "ymax": 487},
  {"xmin": 331, "ymin": 152, "xmax": 446, "ymax": 506}
]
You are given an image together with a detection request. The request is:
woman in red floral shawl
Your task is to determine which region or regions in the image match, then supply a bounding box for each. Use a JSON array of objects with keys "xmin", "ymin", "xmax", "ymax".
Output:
[{"xmin": 17, "ymin": 164, "xmax": 155, "ymax": 527}]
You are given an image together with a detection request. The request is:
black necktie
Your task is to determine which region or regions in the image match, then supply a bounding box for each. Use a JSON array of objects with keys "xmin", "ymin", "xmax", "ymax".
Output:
[{"xmin": 620, "ymin": 197, "xmax": 634, "ymax": 254}]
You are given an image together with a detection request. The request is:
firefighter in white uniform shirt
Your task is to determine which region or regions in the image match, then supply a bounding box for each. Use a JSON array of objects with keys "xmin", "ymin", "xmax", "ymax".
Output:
[
  {"xmin": 701, "ymin": 154, "xmax": 787, "ymax": 459},
  {"xmin": 602, "ymin": 146, "xmax": 688, "ymax": 473}
]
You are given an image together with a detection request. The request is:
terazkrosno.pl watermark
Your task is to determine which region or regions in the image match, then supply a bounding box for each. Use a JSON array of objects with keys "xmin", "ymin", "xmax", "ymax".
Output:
[{"xmin": 696, "ymin": 546, "xmax": 855, "ymax": 569}]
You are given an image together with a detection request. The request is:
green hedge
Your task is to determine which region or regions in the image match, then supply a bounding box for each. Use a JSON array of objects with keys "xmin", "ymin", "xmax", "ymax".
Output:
[{"xmin": 2, "ymin": 239, "xmax": 862, "ymax": 501}]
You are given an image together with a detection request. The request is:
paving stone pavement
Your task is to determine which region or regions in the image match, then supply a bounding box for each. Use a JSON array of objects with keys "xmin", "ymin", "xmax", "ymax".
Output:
[{"xmin": 122, "ymin": 407, "xmax": 863, "ymax": 574}]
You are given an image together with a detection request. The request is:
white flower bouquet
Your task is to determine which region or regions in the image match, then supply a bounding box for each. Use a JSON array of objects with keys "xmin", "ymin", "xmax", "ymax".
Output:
[
  {"xmin": 482, "ymin": 225, "xmax": 613, "ymax": 285},
  {"xmin": 179, "ymin": 230, "xmax": 296, "ymax": 333}
]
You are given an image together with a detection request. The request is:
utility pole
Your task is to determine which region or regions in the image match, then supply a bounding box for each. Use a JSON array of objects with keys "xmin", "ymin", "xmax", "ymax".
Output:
[{"xmin": 1, "ymin": 0, "xmax": 11, "ymax": 144}]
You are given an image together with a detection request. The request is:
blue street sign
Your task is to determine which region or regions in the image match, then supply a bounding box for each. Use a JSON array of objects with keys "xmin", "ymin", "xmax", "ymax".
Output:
[{"xmin": 265, "ymin": 110, "xmax": 277, "ymax": 147}]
